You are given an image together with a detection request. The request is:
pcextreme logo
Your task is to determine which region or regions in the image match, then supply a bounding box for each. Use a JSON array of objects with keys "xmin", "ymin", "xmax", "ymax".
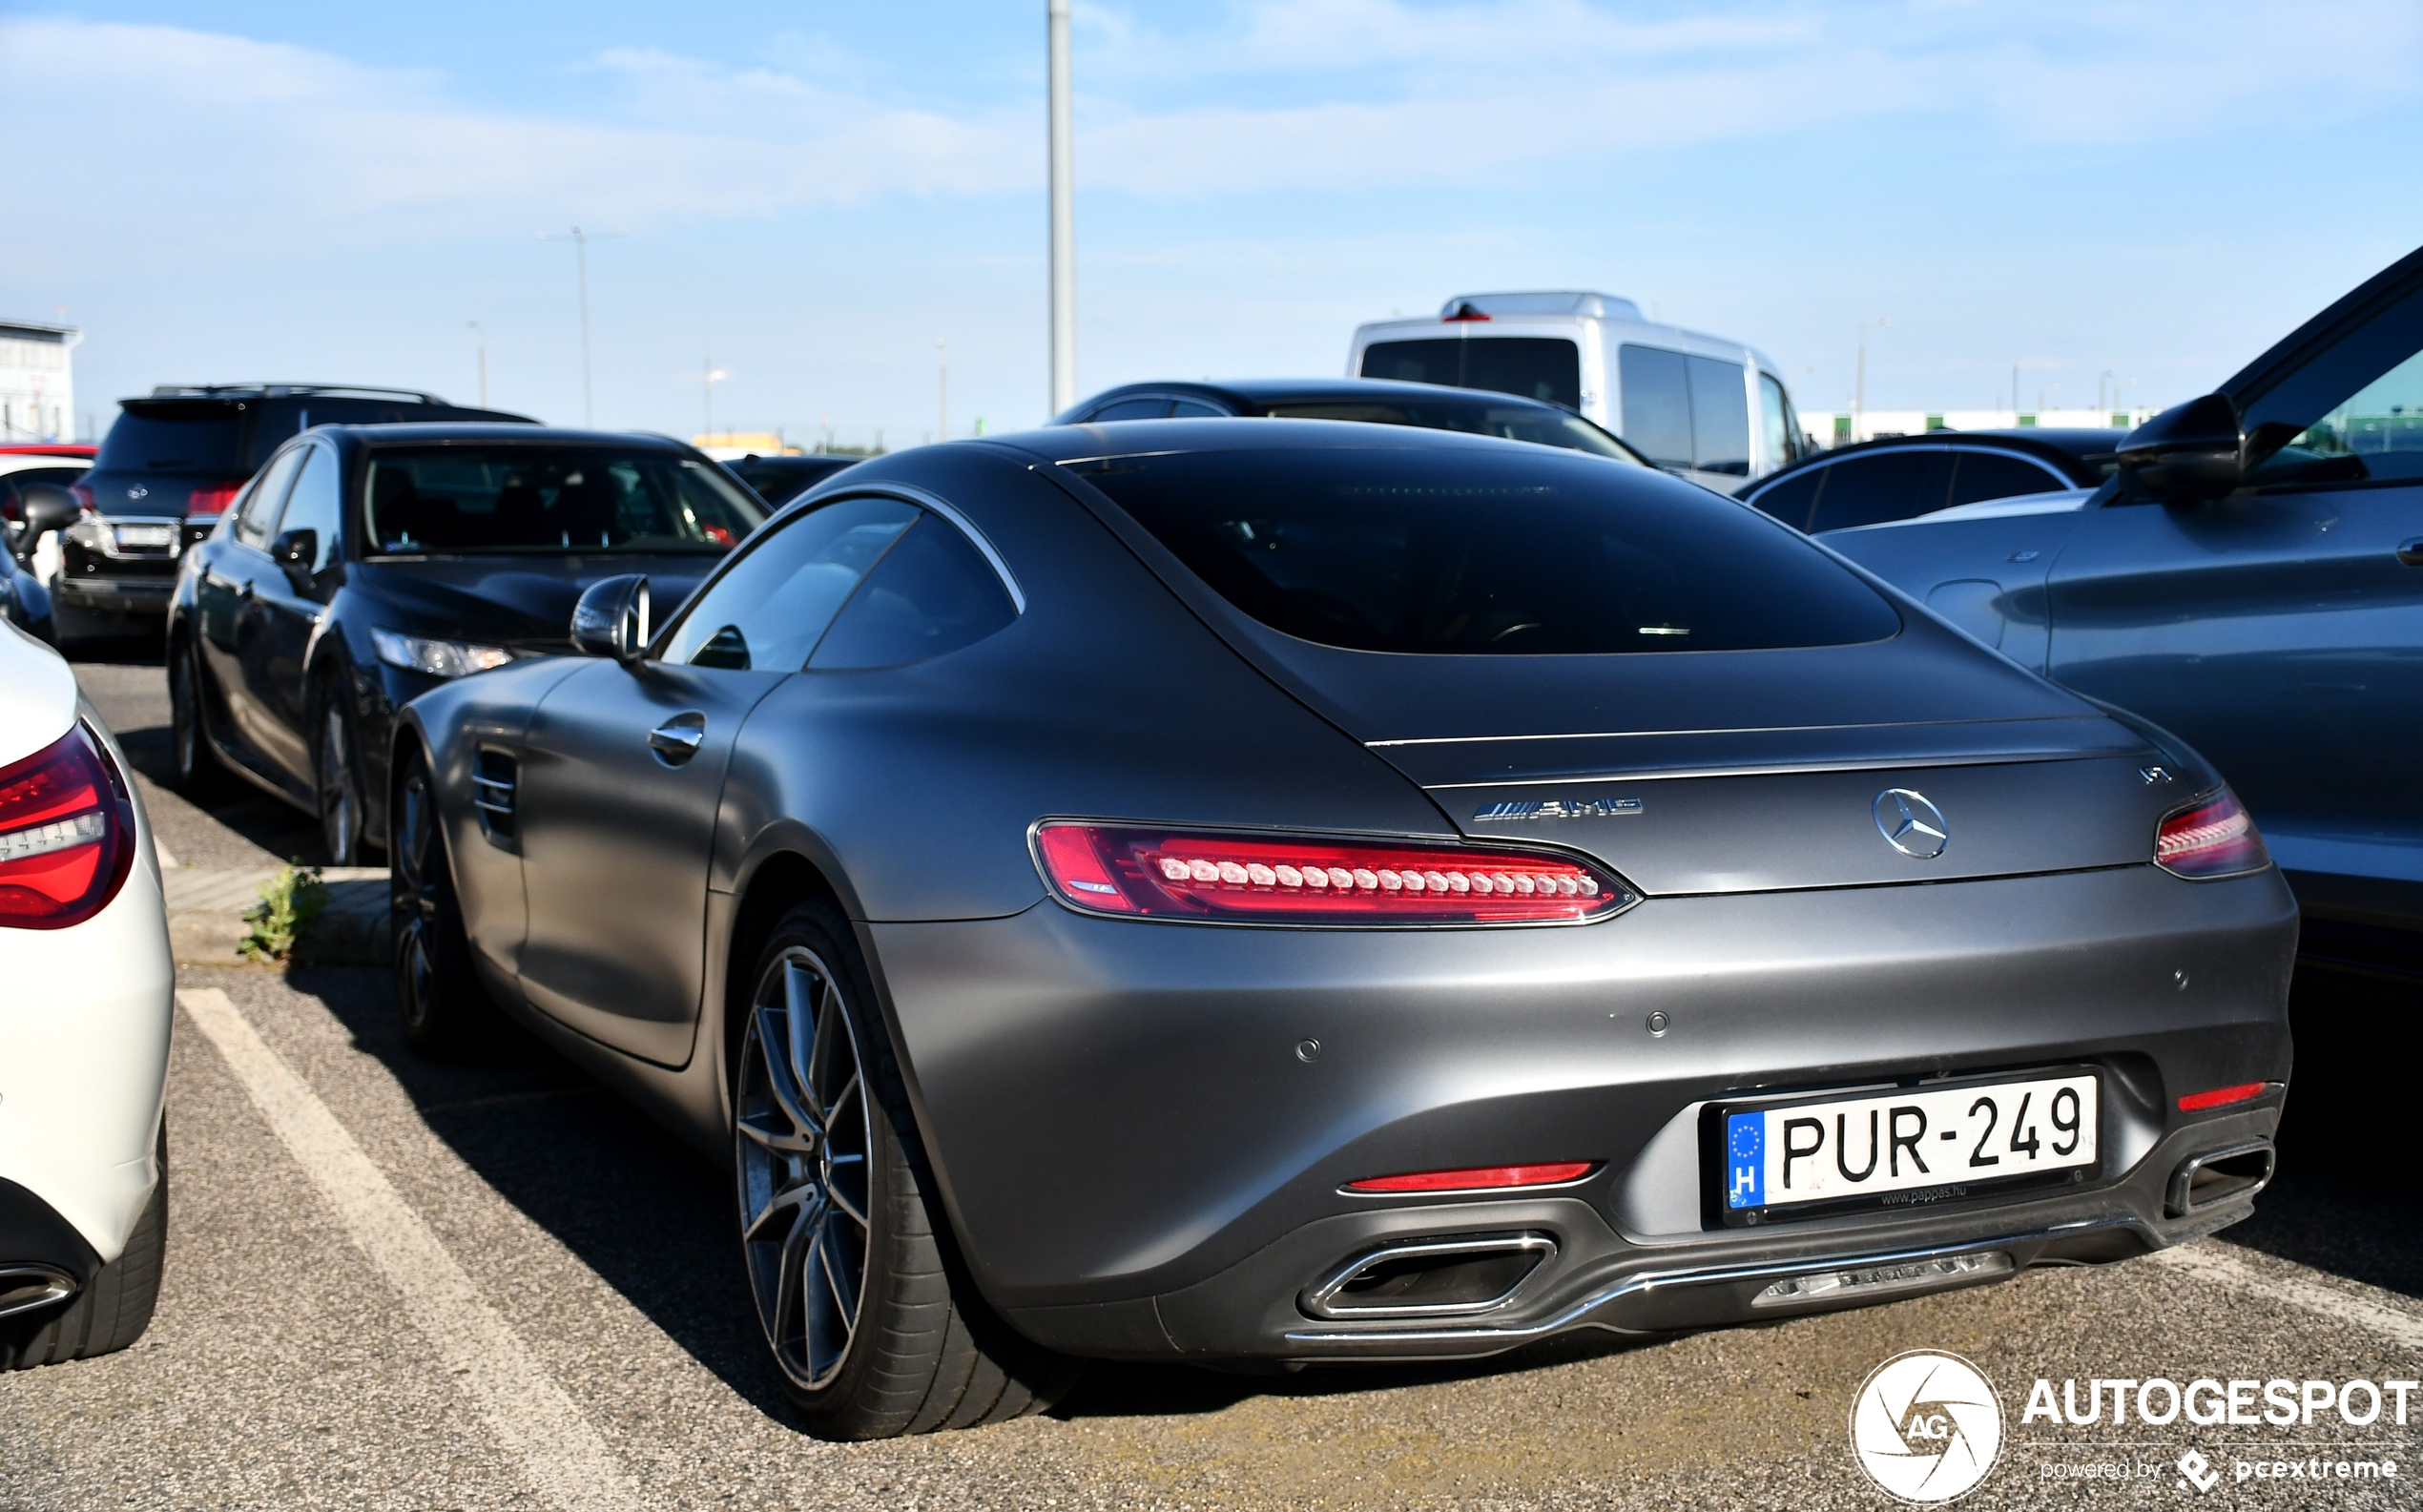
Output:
[{"xmin": 1851, "ymin": 1351, "xmax": 2005, "ymax": 1503}]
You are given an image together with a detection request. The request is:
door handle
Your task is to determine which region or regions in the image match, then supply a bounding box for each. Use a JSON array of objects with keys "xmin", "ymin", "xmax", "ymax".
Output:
[
  {"xmin": 648, "ymin": 715, "xmax": 707, "ymax": 764},
  {"xmin": 2399, "ymin": 538, "xmax": 2423, "ymax": 567}
]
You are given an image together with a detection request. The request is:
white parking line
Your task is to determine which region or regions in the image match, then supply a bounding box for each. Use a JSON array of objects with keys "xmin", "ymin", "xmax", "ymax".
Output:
[
  {"xmin": 176, "ymin": 988, "xmax": 639, "ymax": 1512},
  {"xmin": 2151, "ymin": 1240, "xmax": 2423, "ymax": 1352}
]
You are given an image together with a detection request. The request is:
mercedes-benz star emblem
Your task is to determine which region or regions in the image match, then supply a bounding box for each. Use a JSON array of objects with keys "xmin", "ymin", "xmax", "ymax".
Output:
[{"xmin": 1875, "ymin": 789, "xmax": 1949, "ymax": 859}]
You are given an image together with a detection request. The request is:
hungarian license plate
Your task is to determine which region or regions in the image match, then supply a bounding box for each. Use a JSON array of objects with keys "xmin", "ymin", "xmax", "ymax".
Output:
[{"xmin": 1711, "ymin": 1071, "xmax": 2099, "ymax": 1224}]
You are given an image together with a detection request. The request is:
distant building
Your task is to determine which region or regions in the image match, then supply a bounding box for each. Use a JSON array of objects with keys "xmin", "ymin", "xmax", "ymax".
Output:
[
  {"xmin": 0, "ymin": 320, "xmax": 78, "ymax": 443},
  {"xmin": 1798, "ymin": 406, "xmax": 2155, "ymax": 449}
]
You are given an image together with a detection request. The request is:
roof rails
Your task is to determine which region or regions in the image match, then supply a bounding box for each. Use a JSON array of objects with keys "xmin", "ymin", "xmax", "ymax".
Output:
[
  {"xmin": 143, "ymin": 383, "xmax": 454, "ymax": 405},
  {"xmin": 1438, "ymin": 292, "xmax": 1645, "ymax": 321}
]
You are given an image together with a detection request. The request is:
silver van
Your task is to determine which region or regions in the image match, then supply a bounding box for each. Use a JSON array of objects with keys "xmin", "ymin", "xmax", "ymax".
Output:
[{"xmin": 1348, "ymin": 292, "xmax": 1809, "ymax": 491}]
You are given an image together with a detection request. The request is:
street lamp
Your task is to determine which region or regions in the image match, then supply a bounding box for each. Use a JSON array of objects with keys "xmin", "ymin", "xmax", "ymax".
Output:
[
  {"xmin": 1047, "ymin": 0, "xmax": 1075, "ymax": 414},
  {"xmin": 1853, "ymin": 318, "xmax": 1887, "ymax": 440},
  {"xmin": 536, "ymin": 226, "xmax": 625, "ymax": 425},
  {"xmin": 467, "ymin": 321, "xmax": 487, "ymax": 408}
]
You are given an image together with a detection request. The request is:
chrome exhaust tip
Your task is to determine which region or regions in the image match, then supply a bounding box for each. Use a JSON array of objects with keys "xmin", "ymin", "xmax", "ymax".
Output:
[
  {"xmin": 1301, "ymin": 1232, "xmax": 1556, "ymax": 1320},
  {"xmin": 0, "ymin": 1265, "xmax": 77, "ymax": 1320},
  {"xmin": 2167, "ymin": 1140, "xmax": 2275, "ymax": 1217}
]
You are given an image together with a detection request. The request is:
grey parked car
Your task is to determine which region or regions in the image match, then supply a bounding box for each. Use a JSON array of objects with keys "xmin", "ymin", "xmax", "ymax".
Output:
[
  {"xmin": 1823, "ymin": 245, "xmax": 2423, "ymax": 972},
  {"xmin": 393, "ymin": 420, "xmax": 2292, "ymax": 1440}
]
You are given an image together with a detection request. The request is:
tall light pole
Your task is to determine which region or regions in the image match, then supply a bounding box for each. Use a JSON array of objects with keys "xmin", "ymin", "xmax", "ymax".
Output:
[
  {"xmin": 1047, "ymin": 0, "xmax": 1076, "ymax": 414},
  {"xmin": 467, "ymin": 321, "xmax": 487, "ymax": 407},
  {"xmin": 938, "ymin": 340, "xmax": 950, "ymax": 441},
  {"xmin": 537, "ymin": 226, "xmax": 624, "ymax": 425},
  {"xmin": 1853, "ymin": 317, "xmax": 1887, "ymax": 441}
]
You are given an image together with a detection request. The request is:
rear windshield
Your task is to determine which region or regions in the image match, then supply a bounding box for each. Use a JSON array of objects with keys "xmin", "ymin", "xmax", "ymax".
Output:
[
  {"xmin": 1079, "ymin": 447, "xmax": 1899, "ymax": 654},
  {"xmin": 1359, "ymin": 337, "xmax": 1582, "ymax": 412},
  {"xmin": 1262, "ymin": 401, "xmax": 1641, "ymax": 464},
  {"xmin": 94, "ymin": 406, "xmax": 246, "ymax": 474},
  {"xmin": 364, "ymin": 447, "xmax": 766, "ymax": 555}
]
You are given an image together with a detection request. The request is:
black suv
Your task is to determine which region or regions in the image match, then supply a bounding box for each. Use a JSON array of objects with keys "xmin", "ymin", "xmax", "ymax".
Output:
[{"xmin": 54, "ymin": 385, "xmax": 531, "ymax": 630}]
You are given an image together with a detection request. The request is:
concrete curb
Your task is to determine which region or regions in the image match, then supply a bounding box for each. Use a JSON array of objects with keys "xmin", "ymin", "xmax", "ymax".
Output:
[{"xmin": 165, "ymin": 866, "xmax": 390, "ymax": 967}]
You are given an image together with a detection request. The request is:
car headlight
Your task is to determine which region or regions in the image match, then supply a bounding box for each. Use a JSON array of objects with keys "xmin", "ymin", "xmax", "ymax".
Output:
[{"xmin": 371, "ymin": 627, "xmax": 513, "ymax": 678}]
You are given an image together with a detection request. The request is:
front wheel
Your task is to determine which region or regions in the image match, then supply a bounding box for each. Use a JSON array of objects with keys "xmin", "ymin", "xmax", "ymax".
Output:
[
  {"xmin": 315, "ymin": 676, "xmax": 366, "ymax": 866},
  {"xmin": 391, "ymin": 745, "xmax": 494, "ymax": 1057},
  {"xmin": 167, "ymin": 639, "xmax": 225, "ymax": 797},
  {"xmin": 734, "ymin": 901, "xmax": 1080, "ymax": 1439}
]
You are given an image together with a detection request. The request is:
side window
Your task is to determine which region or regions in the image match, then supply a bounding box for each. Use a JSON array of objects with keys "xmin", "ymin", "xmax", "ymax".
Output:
[
  {"xmin": 809, "ymin": 514, "xmax": 1018, "ymax": 670},
  {"xmin": 1759, "ymin": 373, "xmax": 1798, "ymax": 467},
  {"xmin": 1749, "ymin": 466, "xmax": 1827, "ymax": 531},
  {"xmin": 1687, "ymin": 357, "xmax": 1750, "ymax": 476},
  {"xmin": 1360, "ymin": 339, "xmax": 1462, "ymax": 386},
  {"xmin": 275, "ymin": 445, "xmax": 344, "ymax": 574},
  {"xmin": 236, "ymin": 447, "xmax": 306, "ymax": 549},
  {"xmin": 2247, "ymin": 339, "xmax": 2423, "ymax": 487},
  {"xmin": 1170, "ymin": 399, "xmax": 1225, "ymax": 418},
  {"xmin": 1807, "ymin": 451, "xmax": 1952, "ymax": 533},
  {"xmin": 1087, "ymin": 398, "xmax": 1172, "ymax": 422},
  {"xmin": 1618, "ymin": 346, "xmax": 1694, "ymax": 469},
  {"xmin": 659, "ymin": 495, "xmax": 919, "ymax": 671},
  {"xmin": 1946, "ymin": 451, "xmax": 2068, "ymax": 507}
]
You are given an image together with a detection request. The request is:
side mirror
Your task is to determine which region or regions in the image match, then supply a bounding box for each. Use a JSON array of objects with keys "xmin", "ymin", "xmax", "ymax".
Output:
[
  {"xmin": 18, "ymin": 483, "xmax": 79, "ymax": 538},
  {"xmin": 270, "ymin": 528, "xmax": 317, "ymax": 589},
  {"xmin": 570, "ymin": 573, "xmax": 650, "ymax": 662},
  {"xmin": 2117, "ymin": 393, "xmax": 2243, "ymax": 502}
]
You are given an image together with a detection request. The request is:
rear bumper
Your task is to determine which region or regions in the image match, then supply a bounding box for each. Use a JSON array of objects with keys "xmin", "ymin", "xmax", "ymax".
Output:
[
  {"xmin": 54, "ymin": 572, "xmax": 176, "ymax": 617},
  {"xmin": 868, "ymin": 862, "xmax": 2296, "ymax": 1361}
]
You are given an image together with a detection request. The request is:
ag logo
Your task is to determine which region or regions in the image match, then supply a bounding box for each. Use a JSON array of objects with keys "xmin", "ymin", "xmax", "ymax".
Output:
[{"xmin": 1850, "ymin": 1350, "xmax": 2003, "ymax": 1502}]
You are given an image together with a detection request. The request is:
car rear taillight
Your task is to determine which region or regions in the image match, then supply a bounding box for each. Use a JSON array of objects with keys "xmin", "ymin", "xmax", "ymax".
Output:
[
  {"xmin": 1032, "ymin": 822, "xmax": 1636, "ymax": 925},
  {"xmin": 2155, "ymin": 789, "xmax": 2267, "ymax": 879},
  {"xmin": 0, "ymin": 725, "xmax": 135, "ymax": 930},
  {"xmin": 2178, "ymin": 1082, "xmax": 2268, "ymax": 1112},
  {"xmin": 69, "ymin": 482, "xmax": 93, "ymax": 510},
  {"xmin": 186, "ymin": 483, "xmax": 242, "ymax": 516},
  {"xmin": 1345, "ymin": 1162, "xmax": 1597, "ymax": 1194}
]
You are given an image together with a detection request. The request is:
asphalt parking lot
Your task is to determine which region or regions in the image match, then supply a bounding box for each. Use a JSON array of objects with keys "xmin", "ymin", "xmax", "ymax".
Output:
[{"xmin": 8, "ymin": 637, "xmax": 2423, "ymax": 1510}]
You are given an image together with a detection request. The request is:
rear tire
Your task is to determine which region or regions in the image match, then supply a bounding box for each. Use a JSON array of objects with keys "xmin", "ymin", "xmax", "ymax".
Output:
[
  {"xmin": 4, "ymin": 1126, "xmax": 167, "ymax": 1370},
  {"xmin": 167, "ymin": 638, "xmax": 226, "ymax": 798},
  {"xmin": 391, "ymin": 745, "xmax": 495, "ymax": 1058},
  {"xmin": 734, "ymin": 901, "xmax": 1081, "ymax": 1439},
  {"xmin": 314, "ymin": 673, "xmax": 365, "ymax": 867}
]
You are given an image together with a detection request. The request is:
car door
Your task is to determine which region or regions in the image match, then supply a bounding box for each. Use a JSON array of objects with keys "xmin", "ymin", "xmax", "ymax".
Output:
[
  {"xmin": 2046, "ymin": 299, "xmax": 2423, "ymax": 896},
  {"xmin": 198, "ymin": 445, "xmax": 304, "ymax": 772},
  {"xmin": 243, "ymin": 441, "xmax": 344, "ymax": 785},
  {"xmin": 511, "ymin": 494, "xmax": 922, "ymax": 1065}
]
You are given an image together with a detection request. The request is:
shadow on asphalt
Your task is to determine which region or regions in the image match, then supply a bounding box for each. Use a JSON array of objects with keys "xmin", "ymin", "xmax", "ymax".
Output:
[
  {"xmin": 279, "ymin": 963, "xmax": 1664, "ymax": 1430},
  {"xmin": 2218, "ymin": 964, "xmax": 2423, "ymax": 1299}
]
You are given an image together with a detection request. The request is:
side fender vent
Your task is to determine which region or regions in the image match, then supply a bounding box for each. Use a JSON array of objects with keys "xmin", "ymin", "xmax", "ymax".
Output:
[{"xmin": 472, "ymin": 750, "xmax": 518, "ymax": 841}]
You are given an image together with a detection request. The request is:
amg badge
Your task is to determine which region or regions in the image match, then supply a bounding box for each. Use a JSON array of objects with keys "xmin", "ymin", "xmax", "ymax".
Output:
[{"xmin": 1473, "ymin": 797, "xmax": 1643, "ymax": 821}]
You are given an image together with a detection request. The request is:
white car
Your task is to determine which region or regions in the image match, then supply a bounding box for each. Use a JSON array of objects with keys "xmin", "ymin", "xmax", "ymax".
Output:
[{"xmin": 0, "ymin": 619, "xmax": 172, "ymax": 1369}]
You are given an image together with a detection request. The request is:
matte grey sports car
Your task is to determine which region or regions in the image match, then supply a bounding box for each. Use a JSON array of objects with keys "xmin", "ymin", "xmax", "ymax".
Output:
[{"xmin": 391, "ymin": 418, "xmax": 2296, "ymax": 1440}]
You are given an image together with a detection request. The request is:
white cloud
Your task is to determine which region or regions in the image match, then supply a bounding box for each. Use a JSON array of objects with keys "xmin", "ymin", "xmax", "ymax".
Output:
[{"xmin": 1, "ymin": 2, "xmax": 2416, "ymax": 279}]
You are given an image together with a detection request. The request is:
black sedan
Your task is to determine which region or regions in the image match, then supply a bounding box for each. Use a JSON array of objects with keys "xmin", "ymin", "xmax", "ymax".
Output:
[
  {"xmin": 1744, "ymin": 427, "xmax": 2122, "ymax": 532},
  {"xmin": 167, "ymin": 424, "xmax": 765, "ymax": 863},
  {"xmin": 1054, "ymin": 377, "xmax": 1650, "ymax": 464},
  {"xmin": 727, "ymin": 453, "xmax": 861, "ymax": 508},
  {"xmin": 393, "ymin": 419, "xmax": 2292, "ymax": 1440}
]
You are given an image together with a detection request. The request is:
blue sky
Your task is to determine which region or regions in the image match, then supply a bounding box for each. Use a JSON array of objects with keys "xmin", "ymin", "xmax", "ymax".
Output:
[{"xmin": 5, "ymin": 1, "xmax": 2421, "ymax": 445}]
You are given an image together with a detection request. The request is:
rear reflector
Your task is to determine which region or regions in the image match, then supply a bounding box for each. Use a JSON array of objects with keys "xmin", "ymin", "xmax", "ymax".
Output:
[
  {"xmin": 2155, "ymin": 789, "xmax": 2268, "ymax": 879},
  {"xmin": 1345, "ymin": 1162, "xmax": 1596, "ymax": 1193},
  {"xmin": 0, "ymin": 724, "xmax": 135, "ymax": 930},
  {"xmin": 1032, "ymin": 822, "xmax": 1636, "ymax": 924},
  {"xmin": 2178, "ymin": 1082, "xmax": 2268, "ymax": 1112}
]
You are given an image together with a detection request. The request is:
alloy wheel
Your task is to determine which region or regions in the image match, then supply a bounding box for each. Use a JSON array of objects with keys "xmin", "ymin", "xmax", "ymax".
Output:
[
  {"xmin": 389, "ymin": 765, "xmax": 439, "ymax": 1034},
  {"xmin": 171, "ymin": 652, "xmax": 201, "ymax": 783},
  {"xmin": 735, "ymin": 948, "xmax": 874, "ymax": 1393}
]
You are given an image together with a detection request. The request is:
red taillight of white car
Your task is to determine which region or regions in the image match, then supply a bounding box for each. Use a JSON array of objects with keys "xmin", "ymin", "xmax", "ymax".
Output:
[
  {"xmin": 2155, "ymin": 789, "xmax": 2268, "ymax": 880},
  {"xmin": 1032, "ymin": 822, "xmax": 1636, "ymax": 924},
  {"xmin": 0, "ymin": 725, "xmax": 135, "ymax": 930}
]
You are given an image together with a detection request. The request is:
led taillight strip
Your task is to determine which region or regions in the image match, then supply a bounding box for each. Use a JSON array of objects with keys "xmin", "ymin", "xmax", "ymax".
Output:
[
  {"xmin": 2178, "ymin": 1082, "xmax": 2268, "ymax": 1112},
  {"xmin": 0, "ymin": 724, "xmax": 134, "ymax": 930},
  {"xmin": 2155, "ymin": 790, "xmax": 2268, "ymax": 880},
  {"xmin": 1033, "ymin": 821, "xmax": 1637, "ymax": 925},
  {"xmin": 1345, "ymin": 1162, "xmax": 1597, "ymax": 1193}
]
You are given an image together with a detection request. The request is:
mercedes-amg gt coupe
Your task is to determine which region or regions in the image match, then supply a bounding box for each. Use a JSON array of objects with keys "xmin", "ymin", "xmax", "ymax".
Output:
[{"xmin": 391, "ymin": 418, "xmax": 2296, "ymax": 1440}]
